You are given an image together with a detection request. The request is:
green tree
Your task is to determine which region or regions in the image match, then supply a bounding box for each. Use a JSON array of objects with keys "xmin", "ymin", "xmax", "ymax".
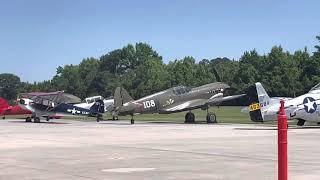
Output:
[
  {"xmin": 51, "ymin": 65, "xmax": 86, "ymax": 98},
  {"xmin": 0, "ymin": 73, "xmax": 21, "ymax": 100},
  {"xmin": 134, "ymin": 57, "xmax": 170, "ymax": 98},
  {"xmin": 234, "ymin": 50, "xmax": 261, "ymax": 93},
  {"xmin": 168, "ymin": 57, "xmax": 198, "ymax": 86},
  {"xmin": 78, "ymin": 57, "xmax": 99, "ymax": 96}
]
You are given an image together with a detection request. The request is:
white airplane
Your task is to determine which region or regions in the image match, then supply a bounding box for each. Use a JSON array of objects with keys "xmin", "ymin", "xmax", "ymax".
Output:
[
  {"xmin": 18, "ymin": 92, "xmax": 105, "ymax": 123},
  {"xmin": 75, "ymin": 95, "xmax": 114, "ymax": 113},
  {"xmin": 248, "ymin": 82, "xmax": 320, "ymax": 126}
]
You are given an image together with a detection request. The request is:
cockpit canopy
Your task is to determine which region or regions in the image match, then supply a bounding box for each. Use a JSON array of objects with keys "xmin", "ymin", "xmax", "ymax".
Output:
[
  {"xmin": 172, "ymin": 86, "xmax": 192, "ymax": 95},
  {"xmin": 85, "ymin": 96, "xmax": 104, "ymax": 104},
  {"xmin": 309, "ymin": 83, "xmax": 320, "ymax": 92}
]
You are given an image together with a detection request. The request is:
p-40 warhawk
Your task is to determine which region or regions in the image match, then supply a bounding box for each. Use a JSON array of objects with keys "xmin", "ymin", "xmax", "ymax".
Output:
[
  {"xmin": 18, "ymin": 91, "xmax": 105, "ymax": 123},
  {"xmin": 248, "ymin": 82, "xmax": 320, "ymax": 126},
  {"xmin": 113, "ymin": 82, "xmax": 245, "ymax": 124}
]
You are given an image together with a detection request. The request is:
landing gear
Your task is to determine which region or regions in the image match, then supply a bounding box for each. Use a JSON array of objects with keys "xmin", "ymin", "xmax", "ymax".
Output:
[
  {"xmin": 46, "ymin": 117, "xmax": 50, "ymax": 121},
  {"xmin": 26, "ymin": 117, "xmax": 32, "ymax": 122},
  {"xmin": 297, "ymin": 119, "xmax": 306, "ymax": 126},
  {"xmin": 206, "ymin": 112, "xmax": 217, "ymax": 124},
  {"xmin": 184, "ymin": 111, "xmax": 195, "ymax": 123},
  {"xmin": 130, "ymin": 115, "xmax": 135, "ymax": 124},
  {"xmin": 2, "ymin": 116, "xmax": 5, "ymax": 119},
  {"xmin": 33, "ymin": 117, "xmax": 41, "ymax": 123},
  {"xmin": 112, "ymin": 116, "xmax": 119, "ymax": 121},
  {"xmin": 112, "ymin": 111, "xmax": 119, "ymax": 121},
  {"xmin": 96, "ymin": 114, "xmax": 103, "ymax": 122},
  {"xmin": 205, "ymin": 108, "xmax": 217, "ymax": 124}
]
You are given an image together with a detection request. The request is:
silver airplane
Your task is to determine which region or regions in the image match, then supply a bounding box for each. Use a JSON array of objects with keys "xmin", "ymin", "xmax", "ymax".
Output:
[{"xmin": 248, "ymin": 82, "xmax": 320, "ymax": 126}]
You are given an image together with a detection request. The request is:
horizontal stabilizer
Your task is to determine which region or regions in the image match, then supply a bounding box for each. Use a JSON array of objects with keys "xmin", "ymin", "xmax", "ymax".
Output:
[{"xmin": 207, "ymin": 94, "xmax": 246, "ymax": 105}]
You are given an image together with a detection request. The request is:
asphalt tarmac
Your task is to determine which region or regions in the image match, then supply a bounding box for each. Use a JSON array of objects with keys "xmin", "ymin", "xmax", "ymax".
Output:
[{"xmin": 0, "ymin": 119, "xmax": 319, "ymax": 180}]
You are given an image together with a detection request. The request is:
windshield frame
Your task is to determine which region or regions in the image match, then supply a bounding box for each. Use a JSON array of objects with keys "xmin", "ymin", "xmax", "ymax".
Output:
[
  {"xmin": 172, "ymin": 86, "xmax": 192, "ymax": 95},
  {"xmin": 309, "ymin": 83, "xmax": 320, "ymax": 92}
]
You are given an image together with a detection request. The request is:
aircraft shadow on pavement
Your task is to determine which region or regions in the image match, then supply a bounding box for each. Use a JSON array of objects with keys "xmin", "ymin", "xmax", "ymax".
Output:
[
  {"xmin": 99, "ymin": 120, "xmax": 212, "ymax": 125},
  {"xmin": 8, "ymin": 121, "xmax": 70, "ymax": 125},
  {"xmin": 98, "ymin": 121, "xmax": 181, "ymax": 125},
  {"xmin": 234, "ymin": 126, "xmax": 320, "ymax": 131},
  {"xmin": 234, "ymin": 127, "xmax": 277, "ymax": 131},
  {"xmin": 147, "ymin": 121, "xmax": 212, "ymax": 124}
]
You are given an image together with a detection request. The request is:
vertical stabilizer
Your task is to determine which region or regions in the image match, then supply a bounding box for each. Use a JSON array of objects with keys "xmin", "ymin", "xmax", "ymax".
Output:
[
  {"xmin": 114, "ymin": 87, "xmax": 134, "ymax": 108},
  {"xmin": 247, "ymin": 82, "xmax": 271, "ymax": 122},
  {"xmin": 255, "ymin": 82, "xmax": 271, "ymax": 111},
  {"xmin": 89, "ymin": 99, "xmax": 105, "ymax": 114}
]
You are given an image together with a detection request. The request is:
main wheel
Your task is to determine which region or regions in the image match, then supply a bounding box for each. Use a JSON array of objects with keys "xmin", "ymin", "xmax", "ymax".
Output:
[
  {"xmin": 206, "ymin": 113, "xmax": 217, "ymax": 124},
  {"xmin": 297, "ymin": 119, "xmax": 306, "ymax": 126},
  {"xmin": 184, "ymin": 112, "xmax": 195, "ymax": 123},
  {"xmin": 33, "ymin": 117, "xmax": 41, "ymax": 123},
  {"xmin": 112, "ymin": 116, "xmax": 117, "ymax": 121},
  {"xmin": 96, "ymin": 114, "xmax": 102, "ymax": 122},
  {"xmin": 130, "ymin": 119, "xmax": 135, "ymax": 124},
  {"xmin": 26, "ymin": 117, "xmax": 32, "ymax": 122},
  {"xmin": 2, "ymin": 116, "xmax": 5, "ymax": 119}
]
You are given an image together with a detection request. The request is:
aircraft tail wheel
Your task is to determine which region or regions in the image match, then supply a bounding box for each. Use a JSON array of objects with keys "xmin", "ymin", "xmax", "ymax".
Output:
[
  {"xmin": 33, "ymin": 117, "xmax": 40, "ymax": 123},
  {"xmin": 97, "ymin": 114, "xmax": 102, "ymax": 122},
  {"xmin": 2, "ymin": 116, "xmax": 5, "ymax": 119},
  {"xmin": 131, "ymin": 119, "xmax": 135, "ymax": 124},
  {"xmin": 26, "ymin": 117, "xmax": 32, "ymax": 122},
  {"xmin": 206, "ymin": 113, "xmax": 217, "ymax": 124},
  {"xmin": 184, "ymin": 112, "xmax": 195, "ymax": 123}
]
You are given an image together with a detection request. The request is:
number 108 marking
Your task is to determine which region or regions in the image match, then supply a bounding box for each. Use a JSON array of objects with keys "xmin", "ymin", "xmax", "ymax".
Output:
[{"xmin": 143, "ymin": 100, "xmax": 155, "ymax": 108}]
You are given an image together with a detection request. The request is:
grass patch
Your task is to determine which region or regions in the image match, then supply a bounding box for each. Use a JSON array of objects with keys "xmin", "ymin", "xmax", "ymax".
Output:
[{"xmin": 117, "ymin": 106, "xmax": 254, "ymax": 124}]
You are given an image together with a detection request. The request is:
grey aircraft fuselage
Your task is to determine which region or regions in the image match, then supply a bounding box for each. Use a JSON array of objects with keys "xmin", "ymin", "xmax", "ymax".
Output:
[
  {"xmin": 114, "ymin": 82, "xmax": 244, "ymax": 124},
  {"xmin": 120, "ymin": 82, "xmax": 228, "ymax": 115}
]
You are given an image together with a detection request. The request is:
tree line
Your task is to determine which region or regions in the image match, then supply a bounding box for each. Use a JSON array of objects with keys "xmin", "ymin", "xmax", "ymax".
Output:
[{"xmin": 1, "ymin": 36, "xmax": 320, "ymax": 105}]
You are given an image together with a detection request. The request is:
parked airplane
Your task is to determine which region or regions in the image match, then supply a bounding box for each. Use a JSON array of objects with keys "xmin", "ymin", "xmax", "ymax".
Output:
[
  {"xmin": 75, "ymin": 95, "xmax": 114, "ymax": 112},
  {"xmin": 0, "ymin": 97, "xmax": 32, "ymax": 119},
  {"xmin": 248, "ymin": 82, "xmax": 320, "ymax": 126},
  {"xmin": 113, "ymin": 82, "xmax": 245, "ymax": 124},
  {"xmin": 18, "ymin": 91, "xmax": 105, "ymax": 123}
]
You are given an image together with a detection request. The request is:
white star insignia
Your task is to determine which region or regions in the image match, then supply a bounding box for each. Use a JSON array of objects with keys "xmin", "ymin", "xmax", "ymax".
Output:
[
  {"xmin": 305, "ymin": 98, "xmax": 315, "ymax": 112},
  {"xmin": 71, "ymin": 108, "xmax": 77, "ymax": 115}
]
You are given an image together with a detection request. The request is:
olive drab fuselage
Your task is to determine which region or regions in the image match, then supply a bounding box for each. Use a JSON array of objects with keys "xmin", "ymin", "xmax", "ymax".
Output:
[{"xmin": 118, "ymin": 82, "xmax": 230, "ymax": 115}]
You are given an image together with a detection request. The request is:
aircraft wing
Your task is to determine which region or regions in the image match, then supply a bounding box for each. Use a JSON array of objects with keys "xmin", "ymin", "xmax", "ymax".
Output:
[
  {"xmin": 206, "ymin": 94, "xmax": 246, "ymax": 106},
  {"xmin": 161, "ymin": 94, "xmax": 245, "ymax": 113},
  {"xmin": 20, "ymin": 91, "xmax": 81, "ymax": 104}
]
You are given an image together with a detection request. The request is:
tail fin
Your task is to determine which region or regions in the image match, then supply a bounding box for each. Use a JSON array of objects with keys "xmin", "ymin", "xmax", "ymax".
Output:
[
  {"xmin": 114, "ymin": 87, "xmax": 134, "ymax": 108},
  {"xmin": 0, "ymin": 98, "xmax": 9, "ymax": 110},
  {"xmin": 89, "ymin": 99, "xmax": 105, "ymax": 114},
  {"xmin": 247, "ymin": 82, "xmax": 271, "ymax": 122},
  {"xmin": 212, "ymin": 67, "xmax": 222, "ymax": 82}
]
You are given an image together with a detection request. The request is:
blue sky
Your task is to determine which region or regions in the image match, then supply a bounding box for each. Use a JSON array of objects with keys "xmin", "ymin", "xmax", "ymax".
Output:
[{"xmin": 0, "ymin": 0, "xmax": 319, "ymax": 82}]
